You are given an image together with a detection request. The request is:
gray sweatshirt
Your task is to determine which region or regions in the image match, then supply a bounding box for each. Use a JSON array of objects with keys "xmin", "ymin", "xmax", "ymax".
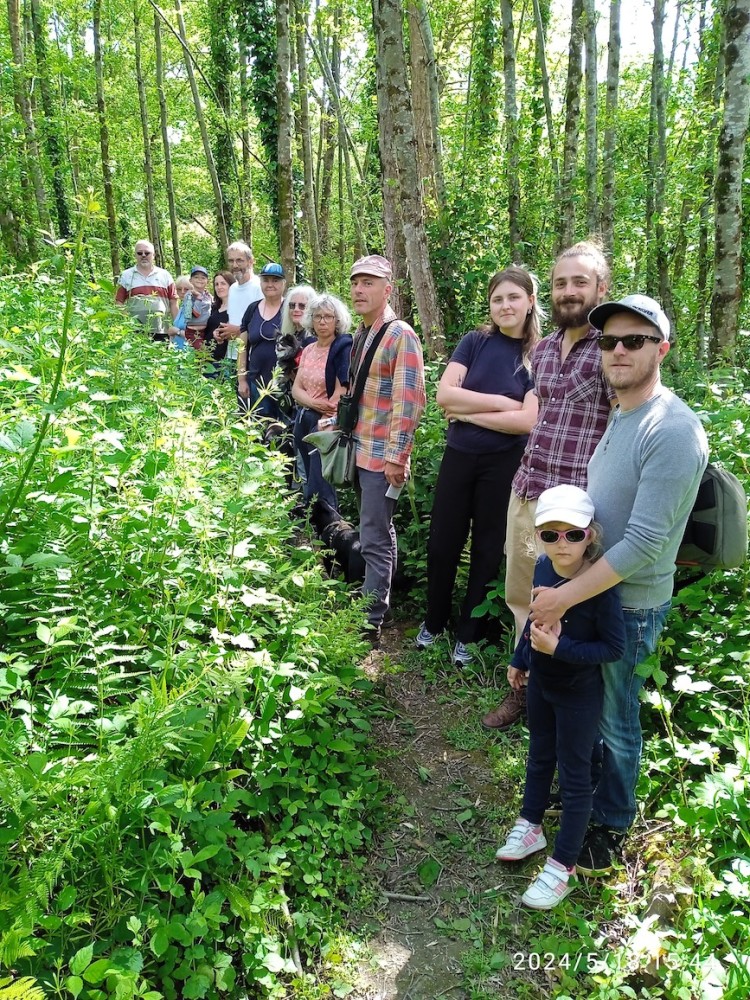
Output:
[{"xmin": 587, "ymin": 387, "xmax": 709, "ymax": 609}]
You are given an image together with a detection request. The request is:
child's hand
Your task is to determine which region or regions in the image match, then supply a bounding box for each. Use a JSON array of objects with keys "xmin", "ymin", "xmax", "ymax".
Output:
[
  {"xmin": 530, "ymin": 620, "xmax": 560, "ymax": 655},
  {"xmin": 507, "ymin": 666, "xmax": 527, "ymax": 690}
]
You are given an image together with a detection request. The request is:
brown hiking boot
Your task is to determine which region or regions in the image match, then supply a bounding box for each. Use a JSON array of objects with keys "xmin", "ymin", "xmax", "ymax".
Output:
[{"xmin": 482, "ymin": 687, "xmax": 527, "ymax": 730}]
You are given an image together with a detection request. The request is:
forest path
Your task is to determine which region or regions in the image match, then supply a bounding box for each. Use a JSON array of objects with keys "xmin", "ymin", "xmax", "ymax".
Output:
[{"xmin": 346, "ymin": 622, "xmax": 531, "ymax": 1000}]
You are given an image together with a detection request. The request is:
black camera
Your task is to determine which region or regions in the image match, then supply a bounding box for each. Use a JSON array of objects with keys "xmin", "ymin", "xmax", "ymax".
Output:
[{"xmin": 336, "ymin": 394, "xmax": 358, "ymax": 434}]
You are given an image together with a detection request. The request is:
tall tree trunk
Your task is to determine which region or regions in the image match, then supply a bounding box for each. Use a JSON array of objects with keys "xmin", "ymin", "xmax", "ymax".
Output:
[
  {"xmin": 372, "ymin": 0, "xmax": 444, "ymax": 357},
  {"xmin": 407, "ymin": 0, "xmax": 445, "ymax": 215},
  {"xmin": 238, "ymin": 43, "xmax": 254, "ymax": 245},
  {"xmin": 583, "ymin": 0, "xmax": 598, "ymax": 234},
  {"xmin": 601, "ymin": 0, "xmax": 621, "ymax": 255},
  {"xmin": 134, "ymin": 5, "xmax": 161, "ymax": 261},
  {"xmin": 154, "ymin": 12, "xmax": 181, "ymax": 273},
  {"xmin": 7, "ymin": 0, "xmax": 52, "ymax": 236},
  {"xmin": 174, "ymin": 0, "xmax": 229, "ymax": 253},
  {"xmin": 651, "ymin": 0, "xmax": 674, "ymax": 330},
  {"xmin": 276, "ymin": 0, "xmax": 296, "ymax": 280},
  {"xmin": 92, "ymin": 0, "xmax": 119, "ymax": 276},
  {"xmin": 710, "ymin": 0, "xmax": 750, "ymax": 361},
  {"xmin": 532, "ymin": 0, "xmax": 558, "ymax": 189},
  {"xmin": 317, "ymin": 28, "xmax": 338, "ymax": 254},
  {"xmin": 500, "ymin": 0, "xmax": 521, "ymax": 260},
  {"xmin": 293, "ymin": 0, "xmax": 321, "ymax": 285},
  {"xmin": 29, "ymin": 0, "xmax": 72, "ymax": 237},
  {"xmin": 559, "ymin": 0, "xmax": 584, "ymax": 250},
  {"xmin": 208, "ymin": 0, "xmax": 235, "ymax": 240}
]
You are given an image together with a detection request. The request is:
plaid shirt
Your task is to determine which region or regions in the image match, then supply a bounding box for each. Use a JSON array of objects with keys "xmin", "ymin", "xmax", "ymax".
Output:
[
  {"xmin": 512, "ymin": 326, "xmax": 615, "ymax": 499},
  {"xmin": 352, "ymin": 306, "xmax": 426, "ymax": 471}
]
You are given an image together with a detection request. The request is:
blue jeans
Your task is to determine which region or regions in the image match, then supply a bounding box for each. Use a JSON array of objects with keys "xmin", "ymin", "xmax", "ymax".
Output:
[
  {"xmin": 294, "ymin": 407, "xmax": 338, "ymax": 510},
  {"xmin": 591, "ymin": 601, "xmax": 671, "ymax": 831},
  {"xmin": 522, "ymin": 667, "xmax": 604, "ymax": 868},
  {"xmin": 357, "ymin": 468, "xmax": 398, "ymax": 626}
]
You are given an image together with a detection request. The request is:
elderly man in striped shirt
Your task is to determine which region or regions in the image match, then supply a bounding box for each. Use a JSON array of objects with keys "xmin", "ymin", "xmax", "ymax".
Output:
[{"xmin": 349, "ymin": 255, "xmax": 426, "ymax": 647}]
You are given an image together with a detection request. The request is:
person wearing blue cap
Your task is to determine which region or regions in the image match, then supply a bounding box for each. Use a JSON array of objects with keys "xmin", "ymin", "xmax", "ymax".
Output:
[{"xmin": 238, "ymin": 263, "xmax": 287, "ymax": 418}]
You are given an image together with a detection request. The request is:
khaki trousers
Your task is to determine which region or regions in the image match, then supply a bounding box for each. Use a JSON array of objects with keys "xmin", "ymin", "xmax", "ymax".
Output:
[{"xmin": 504, "ymin": 492, "xmax": 540, "ymax": 643}]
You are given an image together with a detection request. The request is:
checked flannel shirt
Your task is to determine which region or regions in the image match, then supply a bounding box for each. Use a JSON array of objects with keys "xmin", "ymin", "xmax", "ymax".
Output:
[
  {"xmin": 512, "ymin": 325, "xmax": 615, "ymax": 500},
  {"xmin": 352, "ymin": 305, "xmax": 426, "ymax": 472}
]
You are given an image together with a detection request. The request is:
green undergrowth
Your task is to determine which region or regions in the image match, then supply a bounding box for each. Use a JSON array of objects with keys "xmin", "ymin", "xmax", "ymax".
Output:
[{"xmin": 0, "ymin": 257, "xmax": 385, "ymax": 999}]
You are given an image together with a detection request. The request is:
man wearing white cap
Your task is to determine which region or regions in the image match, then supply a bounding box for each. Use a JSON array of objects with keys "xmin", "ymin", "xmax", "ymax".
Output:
[
  {"xmin": 349, "ymin": 255, "xmax": 426, "ymax": 646},
  {"xmin": 530, "ymin": 294, "xmax": 708, "ymax": 874}
]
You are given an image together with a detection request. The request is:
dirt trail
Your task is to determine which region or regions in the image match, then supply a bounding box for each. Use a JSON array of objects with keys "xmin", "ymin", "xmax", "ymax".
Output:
[{"xmin": 349, "ymin": 626, "xmax": 511, "ymax": 1000}]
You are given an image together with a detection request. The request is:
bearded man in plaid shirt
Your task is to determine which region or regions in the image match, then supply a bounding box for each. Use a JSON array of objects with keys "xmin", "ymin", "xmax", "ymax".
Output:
[{"xmin": 349, "ymin": 255, "xmax": 426, "ymax": 647}]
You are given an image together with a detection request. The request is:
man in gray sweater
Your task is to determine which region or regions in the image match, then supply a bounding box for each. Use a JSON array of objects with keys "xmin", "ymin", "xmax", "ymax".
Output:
[{"xmin": 529, "ymin": 294, "xmax": 709, "ymax": 875}]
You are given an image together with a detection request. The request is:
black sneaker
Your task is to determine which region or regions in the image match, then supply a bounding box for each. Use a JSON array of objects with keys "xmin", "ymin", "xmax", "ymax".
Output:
[
  {"xmin": 577, "ymin": 825, "xmax": 625, "ymax": 876},
  {"xmin": 361, "ymin": 623, "xmax": 381, "ymax": 648},
  {"xmin": 382, "ymin": 609, "xmax": 396, "ymax": 629}
]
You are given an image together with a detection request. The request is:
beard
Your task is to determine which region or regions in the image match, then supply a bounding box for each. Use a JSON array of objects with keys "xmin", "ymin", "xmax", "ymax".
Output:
[{"xmin": 551, "ymin": 295, "xmax": 598, "ymax": 330}]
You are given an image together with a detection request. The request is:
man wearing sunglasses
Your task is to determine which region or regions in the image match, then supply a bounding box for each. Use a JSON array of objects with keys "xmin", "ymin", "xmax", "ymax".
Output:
[
  {"xmin": 115, "ymin": 239, "xmax": 179, "ymax": 341},
  {"xmin": 529, "ymin": 294, "xmax": 708, "ymax": 876}
]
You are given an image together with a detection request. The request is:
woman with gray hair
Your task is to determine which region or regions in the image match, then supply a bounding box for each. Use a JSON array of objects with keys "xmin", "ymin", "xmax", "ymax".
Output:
[
  {"xmin": 292, "ymin": 293, "xmax": 353, "ymax": 511},
  {"xmin": 281, "ymin": 284, "xmax": 317, "ymax": 341}
]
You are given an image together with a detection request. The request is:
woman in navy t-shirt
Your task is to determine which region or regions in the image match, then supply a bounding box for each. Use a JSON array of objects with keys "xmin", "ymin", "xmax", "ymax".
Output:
[{"xmin": 416, "ymin": 266, "xmax": 543, "ymax": 666}]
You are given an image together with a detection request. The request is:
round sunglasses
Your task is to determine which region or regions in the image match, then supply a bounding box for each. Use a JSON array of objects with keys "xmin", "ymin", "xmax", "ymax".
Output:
[
  {"xmin": 597, "ymin": 334, "xmax": 662, "ymax": 351},
  {"xmin": 537, "ymin": 527, "xmax": 590, "ymax": 544}
]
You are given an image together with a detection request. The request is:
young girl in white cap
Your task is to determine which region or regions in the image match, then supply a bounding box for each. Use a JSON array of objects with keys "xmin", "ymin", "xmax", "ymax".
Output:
[{"xmin": 495, "ymin": 484, "xmax": 625, "ymax": 909}]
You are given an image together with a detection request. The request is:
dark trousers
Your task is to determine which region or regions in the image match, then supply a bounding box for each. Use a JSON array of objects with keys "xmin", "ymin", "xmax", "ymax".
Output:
[
  {"xmin": 294, "ymin": 407, "xmax": 339, "ymax": 510},
  {"xmin": 521, "ymin": 667, "xmax": 604, "ymax": 868},
  {"xmin": 424, "ymin": 443, "xmax": 524, "ymax": 644}
]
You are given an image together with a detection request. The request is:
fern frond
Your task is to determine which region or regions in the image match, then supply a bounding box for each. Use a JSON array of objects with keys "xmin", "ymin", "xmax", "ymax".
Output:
[{"xmin": 0, "ymin": 976, "xmax": 46, "ymax": 1000}]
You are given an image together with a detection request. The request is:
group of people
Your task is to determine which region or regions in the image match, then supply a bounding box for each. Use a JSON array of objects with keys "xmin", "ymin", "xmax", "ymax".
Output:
[{"xmin": 117, "ymin": 236, "xmax": 709, "ymax": 912}]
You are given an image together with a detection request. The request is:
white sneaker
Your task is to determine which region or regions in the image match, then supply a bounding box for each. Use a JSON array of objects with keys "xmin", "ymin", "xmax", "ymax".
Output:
[
  {"xmin": 521, "ymin": 857, "xmax": 575, "ymax": 910},
  {"xmin": 415, "ymin": 623, "xmax": 438, "ymax": 649},
  {"xmin": 452, "ymin": 641, "xmax": 473, "ymax": 666},
  {"xmin": 495, "ymin": 819, "xmax": 547, "ymax": 861}
]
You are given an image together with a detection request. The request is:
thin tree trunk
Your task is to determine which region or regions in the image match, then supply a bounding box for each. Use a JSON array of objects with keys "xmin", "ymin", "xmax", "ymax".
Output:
[
  {"xmin": 208, "ymin": 0, "xmax": 235, "ymax": 240},
  {"xmin": 601, "ymin": 0, "xmax": 621, "ymax": 254},
  {"xmin": 559, "ymin": 0, "xmax": 584, "ymax": 250},
  {"xmin": 29, "ymin": 0, "xmax": 71, "ymax": 237},
  {"xmin": 174, "ymin": 0, "xmax": 229, "ymax": 253},
  {"xmin": 710, "ymin": 0, "xmax": 750, "ymax": 361},
  {"xmin": 317, "ymin": 28, "xmax": 338, "ymax": 253},
  {"xmin": 407, "ymin": 0, "xmax": 445, "ymax": 216},
  {"xmin": 7, "ymin": 0, "xmax": 52, "ymax": 236},
  {"xmin": 293, "ymin": 0, "xmax": 321, "ymax": 285},
  {"xmin": 276, "ymin": 0, "xmax": 296, "ymax": 280},
  {"xmin": 583, "ymin": 0, "xmax": 598, "ymax": 234},
  {"xmin": 154, "ymin": 12, "xmax": 181, "ymax": 273},
  {"xmin": 134, "ymin": 5, "xmax": 161, "ymax": 260},
  {"xmin": 532, "ymin": 0, "xmax": 558, "ymax": 189},
  {"xmin": 239, "ymin": 44, "xmax": 254, "ymax": 245},
  {"xmin": 500, "ymin": 0, "xmax": 521, "ymax": 260},
  {"xmin": 372, "ymin": 0, "xmax": 444, "ymax": 357},
  {"xmin": 651, "ymin": 0, "xmax": 674, "ymax": 330},
  {"xmin": 92, "ymin": 0, "xmax": 119, "ymax": 276}
]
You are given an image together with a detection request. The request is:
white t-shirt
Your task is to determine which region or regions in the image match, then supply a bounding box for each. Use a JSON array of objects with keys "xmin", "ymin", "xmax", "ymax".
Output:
[{"xmin": 226, "ymin": 276, "xmax": 262, "ymax": 360}]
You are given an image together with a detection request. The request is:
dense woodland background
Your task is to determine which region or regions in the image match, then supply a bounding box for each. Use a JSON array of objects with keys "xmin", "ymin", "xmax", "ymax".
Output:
[
  {"xmin": 2, "ymin": 1, "xmax": 750, "ymax": 999},
  {"xmin": 1, "ymin": 0, "xmax": 749, "ymax": 360}
]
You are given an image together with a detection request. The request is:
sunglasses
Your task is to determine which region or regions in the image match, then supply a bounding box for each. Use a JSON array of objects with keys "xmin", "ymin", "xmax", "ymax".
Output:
[
  {"xmin": 288, "ymin": 301, "xmax": 307, "ymax": 310},
  {"xmin": 597, "ymin": 334, "xmax": 662, "ymax": 351},
  {"xmin": 537, "ymin": 528, "xmax": 590, "ymax": 544},
  {"xmin": 136, "ymin": 250, "xmax": 152, "ymax": 256}
]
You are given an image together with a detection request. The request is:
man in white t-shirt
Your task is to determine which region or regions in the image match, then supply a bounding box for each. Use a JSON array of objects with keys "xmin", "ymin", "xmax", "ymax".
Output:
[{"xmin": 215, "ymin": 242, "xmax": 262, "ymax": 397}]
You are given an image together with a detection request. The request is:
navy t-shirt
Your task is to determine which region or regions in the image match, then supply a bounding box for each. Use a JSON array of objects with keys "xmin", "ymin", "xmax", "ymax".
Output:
[
  {"xmin": 446, "ymin": 330, "xmax": 534, "ymax": 454},
  {"xmin": 246, "ymin": 303, "xmax": 283, "ymax": 385}
]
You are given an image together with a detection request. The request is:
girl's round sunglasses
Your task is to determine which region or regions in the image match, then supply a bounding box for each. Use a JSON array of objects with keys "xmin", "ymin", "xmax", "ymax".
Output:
[{"xmin": 537, "ymin": 527, "xmax": 590, "ymax": 544}]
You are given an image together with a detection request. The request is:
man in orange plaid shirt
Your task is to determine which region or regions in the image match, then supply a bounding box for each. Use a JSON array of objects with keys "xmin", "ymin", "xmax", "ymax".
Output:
[{"xmin": 349, "ymin": 255, "xmax": 426, "ymax": 646}]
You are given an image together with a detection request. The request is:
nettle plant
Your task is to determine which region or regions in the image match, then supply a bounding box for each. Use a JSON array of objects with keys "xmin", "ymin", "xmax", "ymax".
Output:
[{"xmin": 0, "ymin": 257, "xmax": 384, "ymax": 999}]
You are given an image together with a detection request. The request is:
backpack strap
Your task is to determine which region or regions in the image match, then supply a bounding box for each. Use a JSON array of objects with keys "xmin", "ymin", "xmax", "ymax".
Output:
[{"xmin": 348, "ymin": 320, "xmax": 393, "ymax": 409}]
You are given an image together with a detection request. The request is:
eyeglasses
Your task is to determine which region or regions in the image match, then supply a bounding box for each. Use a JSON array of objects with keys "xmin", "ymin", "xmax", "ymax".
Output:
[
  {"xmin": 288, "ymin": 301, "xmax": 307, "ymax": 310},
  {"xmin": 597, "ymin": 334, "xmax": 662, "ymax": 351},
  {"xmin": 314, "ymin": 314, "xmax": 336, "ymax": 323},
  {"xmin": 136, "ymin": 250, "xmax": 152, "ymax": 256},
  {"xmin": 537, "ymin": 528, "xmax": 590, "ymax": 544}
]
